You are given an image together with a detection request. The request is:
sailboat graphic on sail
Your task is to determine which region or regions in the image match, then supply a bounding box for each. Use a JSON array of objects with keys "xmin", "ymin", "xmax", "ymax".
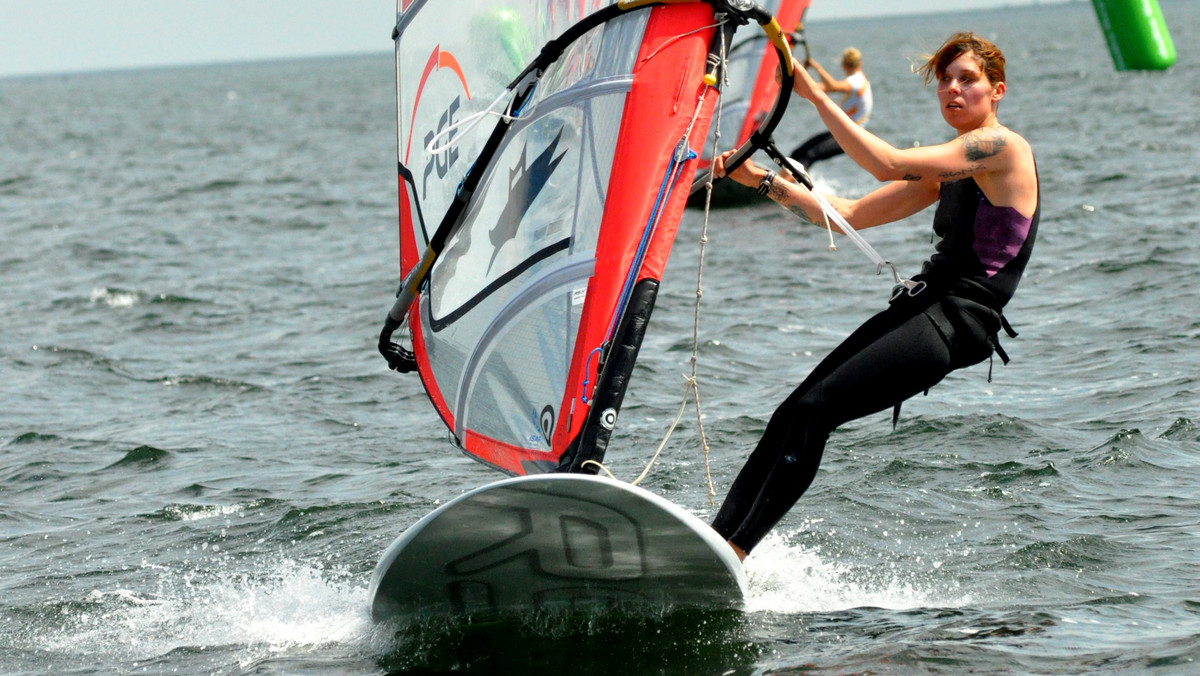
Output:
[{"xmin": 370, "ymin": 0, "xmax": 798, "ymax": 620}]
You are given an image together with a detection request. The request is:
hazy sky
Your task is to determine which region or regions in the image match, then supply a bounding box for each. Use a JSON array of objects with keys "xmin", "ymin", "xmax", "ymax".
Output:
[{"xmin": 2, "ymin": 0, "xmax": 1070, "ymax": 78}]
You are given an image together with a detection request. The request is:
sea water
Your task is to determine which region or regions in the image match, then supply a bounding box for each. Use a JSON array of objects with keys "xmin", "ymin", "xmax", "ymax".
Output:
[{"xmin": 2, "ymin": 1, "xmax": 1199, "ymax": 673}]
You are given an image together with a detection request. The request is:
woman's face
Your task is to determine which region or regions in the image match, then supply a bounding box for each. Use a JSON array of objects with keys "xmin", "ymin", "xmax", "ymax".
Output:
[{"xmin": 936, "ymin": 51, "xmax": 1005, "ymax": 131}]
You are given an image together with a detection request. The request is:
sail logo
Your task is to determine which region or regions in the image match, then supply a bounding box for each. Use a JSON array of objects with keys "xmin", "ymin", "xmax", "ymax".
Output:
[
  {"xmin": 405, "ymin": 44, "xmax": 472, "ymax": 200},
  {"xmin": 487, "ymin": 128, "xmax": 568, "ymax": 273},
  {"xmin": 421, "ymin": 97, "xmax": 460, "ymax": 200},
  {"xmin": 538, "ymin": 405, "xmax": 556, "ymax": 445}
]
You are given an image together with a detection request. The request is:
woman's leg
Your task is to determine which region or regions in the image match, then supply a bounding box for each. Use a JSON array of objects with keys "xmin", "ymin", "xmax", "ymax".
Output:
[{"xmin": 713, "ymin": 307, "xmax": 955, "ymax": 554}]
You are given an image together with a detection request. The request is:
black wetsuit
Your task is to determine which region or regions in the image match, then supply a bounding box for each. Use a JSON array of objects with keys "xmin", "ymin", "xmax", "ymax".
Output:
[{"xmin": 712, "ymin": 175, "xmax": 1040, "ymax": 554}]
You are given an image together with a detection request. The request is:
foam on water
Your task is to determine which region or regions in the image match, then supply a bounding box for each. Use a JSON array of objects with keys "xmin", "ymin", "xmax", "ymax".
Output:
[
  {"xmin": 743, "ymin": 530, "xmax": 973, "ymax": 614},
  {"xmin": 32, "ymin": 557, "xmax": 374, "ymax": 667}
]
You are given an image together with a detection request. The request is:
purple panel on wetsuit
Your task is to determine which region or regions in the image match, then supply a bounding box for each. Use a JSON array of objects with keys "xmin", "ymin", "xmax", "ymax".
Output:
[{"xmin": 973, "ymin": 200, "xmax": 1033, "ymax": 277}]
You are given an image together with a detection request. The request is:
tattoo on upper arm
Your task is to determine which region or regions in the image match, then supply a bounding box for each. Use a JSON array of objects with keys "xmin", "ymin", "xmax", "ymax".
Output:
[{"xmin": 962, "ymin": 129, "xmax": 1007, "ymax": 162}]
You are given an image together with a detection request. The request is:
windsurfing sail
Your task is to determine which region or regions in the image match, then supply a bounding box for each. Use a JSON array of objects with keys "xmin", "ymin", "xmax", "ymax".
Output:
[
  {"xmin": 380, "ymin": 0, "xmax": 794, "ymax": 476},
  {"xmin": 692, "ymin": 0, "xmax": 809, "ymax": 186}
]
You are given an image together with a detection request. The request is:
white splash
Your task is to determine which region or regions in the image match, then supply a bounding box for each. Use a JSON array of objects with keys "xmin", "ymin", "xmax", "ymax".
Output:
[
  {"xmin": 743, "ymin": 531, "xmax": 973, "ymax": 614},
  {"xmin": 89, "ymin": 287, "xmax": 138, "ymax": 308},
  {"xmin": 37, "ymin": 557, "xmax": 375, "ymax": 665},
  {"xmin": 163, "ymin": 503, "xmax": 246, "ymax": 521}
]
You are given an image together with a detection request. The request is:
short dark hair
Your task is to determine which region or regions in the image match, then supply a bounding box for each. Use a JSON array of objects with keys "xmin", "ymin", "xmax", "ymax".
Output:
[{"xmin": 918, "ymin": 32, "xmax": 1006, "ymax": 86}]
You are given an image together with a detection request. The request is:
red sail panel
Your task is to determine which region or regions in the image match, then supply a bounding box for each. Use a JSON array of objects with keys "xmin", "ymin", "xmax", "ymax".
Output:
[
  {"xmin": 735, "ymin": 0, "xmax": 810, "ymax": 147},
  {"xmin": 555, "ymin": 4, "xmax": 718, "ymax": 463}
]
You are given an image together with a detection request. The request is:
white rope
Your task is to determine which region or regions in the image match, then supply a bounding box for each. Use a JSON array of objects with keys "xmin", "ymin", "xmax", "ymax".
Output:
[
  {"xmin": 794, "ymin": 186, "xmax": 916, "ymax": 289},
  {"xmin": 581, "ymin": 459, "xmax": 618, "ymax": 479},
  {"xmin": 820, "ymin": 202, "xmax": 837, "ymax": 251},
  {"xmin": 424, "ymin": 71, "xmax": 539, "ymax": 156},
  {"xmin": 809, "ymin": 191, "xmax": 888, "ymax": 273},
  {"xmin": 629, "ymin": 23, "xmax": 729, "ymax": 505},
  {"xmin": 684, "ymin": 25, "xmax": 729, "ymax": 506},
  {"xmin": 630, "ymin": 381, "xmax": 693, "ymax": 486},
  {"xmin": 640, "ymin": 21, "xmax": 725, "ymax": 63},
  {"xmin": 816, "ymin": 189, "xmax": 916, "ymax": 286},
  {"xmin": 630, "ymin": 78, "xmax": 719, "ymax": 491}
]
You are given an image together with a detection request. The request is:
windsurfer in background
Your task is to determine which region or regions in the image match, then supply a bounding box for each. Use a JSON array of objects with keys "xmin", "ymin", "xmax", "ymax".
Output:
[
  {"xmin": 709, "ymin": 32, "xmax": 1039, "ymax": 562},
  {"xmin": 789, "ymin": 47, "xmax": 873, "ymax": 169}
]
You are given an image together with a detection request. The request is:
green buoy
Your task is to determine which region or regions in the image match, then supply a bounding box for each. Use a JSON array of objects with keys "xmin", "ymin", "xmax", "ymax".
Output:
[{"xmin": 1092, "ymin": 0, "xmax": 1176, "ymax": 71}]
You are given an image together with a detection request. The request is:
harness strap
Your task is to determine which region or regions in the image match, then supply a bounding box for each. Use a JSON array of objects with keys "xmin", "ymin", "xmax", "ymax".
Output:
[
  {"xmin": 991, "ymin": 314, "xmax": 1018, "ymax": 369},
  {"xmin": 1000, "ymin": 314, "xmax": 1019, "ymax": 338},
  {"xmin": 889, "ymin": 286, "xmax": 1022, "ymax": 424},
  {"xmin": 892, "ymin": 389, "xmax": 931, "ymax": 430},
  {"xmin": 940, "ymin": 277, "xmax": 1020, "ymax": 369}
]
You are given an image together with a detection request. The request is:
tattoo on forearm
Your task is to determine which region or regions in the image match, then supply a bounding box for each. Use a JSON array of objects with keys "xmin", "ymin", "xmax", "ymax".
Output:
[
  {"xmin": 786, "ymin": 203, "xmax": 814, "ymax": 224},
  {"xmin": 765, "ymin": 181, "xmax": 815, "ymax": 223},
  {"xmin": 902, "ymin": 174, "xmax": 923, "ymax": 181},
  {"xmin": 939, "ymin": 164, "xmax": 983, "ymax": 180},
  {"xmin": 962, "ymin": 129, "xmax": 1007, "ymax": 162}
]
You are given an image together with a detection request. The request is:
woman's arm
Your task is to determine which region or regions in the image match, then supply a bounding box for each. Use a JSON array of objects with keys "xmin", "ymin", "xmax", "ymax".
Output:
[
  {"xmin": 842, "ymin": 126, "xmax": 1015, "ymax": 184},
  {"xmin": 769, "ymin": 174, "xmax": 939, "ymax": 231},
  {"xmin": 713, "ymin": 152, "xmax": 939, "ymax": 231},
  {"xmin": 790, "ymin": 59, "xmax": 1014, "ymax": 183}
]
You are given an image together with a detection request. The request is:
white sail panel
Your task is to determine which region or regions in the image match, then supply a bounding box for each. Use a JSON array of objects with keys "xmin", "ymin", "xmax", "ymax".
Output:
[{"xmin": 396, "ymin": 2, "xmax": 659, "ymax": 472}]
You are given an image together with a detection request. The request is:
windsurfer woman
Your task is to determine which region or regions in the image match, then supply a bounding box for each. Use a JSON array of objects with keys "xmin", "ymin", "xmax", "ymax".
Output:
[{"xmin": 709, "ymin": 32, "xmax": 1039, "ymax": 561}]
